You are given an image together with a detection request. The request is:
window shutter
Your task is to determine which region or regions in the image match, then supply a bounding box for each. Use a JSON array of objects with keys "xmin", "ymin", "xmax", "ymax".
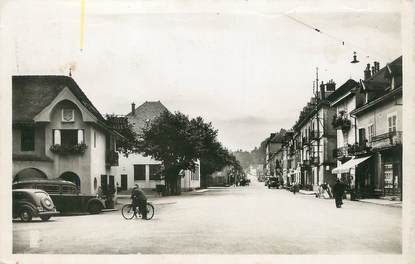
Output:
[
  {"xmin": 78, "ymin": 130, "xmax": 84, "ymax": 144},
  {"xmin": 54, "ymin": 130, "xmax": 61, "ymax": 145}
]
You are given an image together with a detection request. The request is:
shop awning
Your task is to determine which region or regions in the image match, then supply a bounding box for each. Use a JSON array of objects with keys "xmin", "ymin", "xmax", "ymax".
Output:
[{"xmin": 332, "ymin": 156, "xmax": 372, "ymax": 174}]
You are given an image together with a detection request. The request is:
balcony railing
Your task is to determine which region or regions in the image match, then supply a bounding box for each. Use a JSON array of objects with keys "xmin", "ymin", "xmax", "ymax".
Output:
[
  {"xmin": 301, "ymin": 159, "xmax": 310, "ymax": 167},
  {"xmin": 332, "ymin": 114, "xmax": 352, "ymax": 131},
  {"xmin": 371, "ymin": 131, "xmax": 402, "ymax": 149},
  {"xmin": 309, "ymin": 131, "xmax": 320, "ymax": 141},
  {"xmin": 347, "ymin": 143, "xmax": 371, "ymax": 156},
  {"xmin": 50, "ymin": 143, "xmax": 87, "ymax": 155},
  {"xmin": 310, "ymin": 156, "xmax": 319, "ymax": 165},
  {"xmin": 333, "ymin": 146, "xmax": 349, "ymax": 159},
  {"xmin": 106, "ymin": 150, "xmax": 119, "ymax": 167}
]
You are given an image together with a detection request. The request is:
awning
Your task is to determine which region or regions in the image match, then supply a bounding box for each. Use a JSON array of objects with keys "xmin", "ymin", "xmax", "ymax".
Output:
[{"xmin": 332, "ymin": 156, "xmax": 372, "ymax": 174}]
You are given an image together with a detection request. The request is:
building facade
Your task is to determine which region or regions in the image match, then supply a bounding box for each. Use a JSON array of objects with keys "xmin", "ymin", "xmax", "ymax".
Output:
[
  {"xmin": 12, "ymin": 75, "xmax": 121, "ymax": 196},
  {"xmin": 293, "ymin": 81, "xmax": 338, "ymax": 191},
  {"xmin": 350, "ymin": 57, "xmax": 402, "ymax": 200}
]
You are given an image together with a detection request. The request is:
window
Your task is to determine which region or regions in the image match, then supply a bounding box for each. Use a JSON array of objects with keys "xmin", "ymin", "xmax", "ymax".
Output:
[
  {"xmin": 149, "ymin": 165, "xmax": 161, "ymax": 180},
  {"xmin": 367, "ymin": 124, "xmax": 375, "ymax": 142},
  {"xmin": 62, "ymin": 185, "xmax": 77, "ymax": 194},
  {"xmin": 21, "ymin": 127, "xmax": 35, "ymax": 151},
  {"xmin": 358, "ymin": 128, "xmax": 366, "ymax": 145},
  {"xmin": 388, "ymin": 115, "xmax": 397, "ymax": 133},
  {"xmin": 36, "ymin": 184, "xmax": 60, "ymax": 194},
  {"xmin": 134, "ymin": 165, "xmax": 146, "ymax": 180},
  {"xmin": 53, "ymin": 129, "xmax": 84, "ymax": 146}
]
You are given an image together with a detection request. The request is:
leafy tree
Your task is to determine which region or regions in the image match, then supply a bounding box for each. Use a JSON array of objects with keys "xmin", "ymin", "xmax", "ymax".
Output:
[
  {"xmin": 105, "ymin": 114, "xmax": 140, "ymax": 156},
  {"xmin": 138, "ymin": 111, "xmax": 237, "ymax": 195}
]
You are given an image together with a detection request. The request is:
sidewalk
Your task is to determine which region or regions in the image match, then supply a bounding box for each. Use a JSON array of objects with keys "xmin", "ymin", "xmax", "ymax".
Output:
[
  {"xmin": 115, "ymin": 188, "xmax": 209, "ymax": 206},
  {"xmin": 357, "ymin": 198, "xmax": 402, "ymax": 208},
  {"xmin": 296, "ymin": 190, "xmax": 402, "ymax": 208}
]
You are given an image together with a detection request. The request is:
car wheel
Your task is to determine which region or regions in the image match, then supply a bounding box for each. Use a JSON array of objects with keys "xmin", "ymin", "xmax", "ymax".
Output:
[
  {"xmin": 40, "ymin": 216, "xmax": 51, "ymax": 221},
  {"xmin": 88, "ymin": 202, "xmax": 102, "ymax": 214},
  {"xmin": 19, "ymin": 208, "xmax": 33, "ymax": 222}
]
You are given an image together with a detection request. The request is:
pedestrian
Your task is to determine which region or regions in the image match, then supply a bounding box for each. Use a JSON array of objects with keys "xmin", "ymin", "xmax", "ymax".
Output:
[
  {"xmin": 131, "ymin": 184, "xmax": 148, "ymax": 219},
  {"xmin": 332, "ymin": 178, "xmax": 346, "ymax": 208}
]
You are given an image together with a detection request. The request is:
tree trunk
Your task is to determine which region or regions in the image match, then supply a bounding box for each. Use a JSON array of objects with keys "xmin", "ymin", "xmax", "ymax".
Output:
[{"xmin": 164, "ymin": 167, "xmax": 181, "ymax": 196}]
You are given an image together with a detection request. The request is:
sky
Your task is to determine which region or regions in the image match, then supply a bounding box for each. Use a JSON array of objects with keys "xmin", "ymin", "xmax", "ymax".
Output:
[{"xmin": 2, "ymin": 0, "xmax": 402, "ymax": 151}]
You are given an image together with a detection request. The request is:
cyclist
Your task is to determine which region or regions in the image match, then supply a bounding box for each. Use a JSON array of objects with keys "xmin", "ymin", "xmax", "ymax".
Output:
[{"xmin": 131, "ymin": 184, "xmax": 147, "ymax": 219}]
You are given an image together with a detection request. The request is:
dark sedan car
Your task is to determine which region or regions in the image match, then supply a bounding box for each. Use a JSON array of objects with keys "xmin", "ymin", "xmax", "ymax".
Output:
[
  {"xmin": 267, "ymin": 177, "xmax": 280, "ymax": 189},
  {"xmin": 13, "ymin": 179, "xmax": 106, "ymax": 214},
  {"xmin": 13, "ymin": 189, "xmax": 60, "ymax": 222}
]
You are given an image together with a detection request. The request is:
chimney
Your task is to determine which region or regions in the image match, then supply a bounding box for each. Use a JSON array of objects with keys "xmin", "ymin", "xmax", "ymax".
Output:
[
  {"xmin": 371, "ymin": 65, "xmax": 375, "ymax": 75},
  {"xmin": 374, "ymin": 61, "xmax": 380, "ymax": 72},
  {"xmin": 364, "ymin": 64, "xmax": 371, "ymax": 80},
  {"xmin": 131, "ymin": 102, "xmax": 136, "ymax": 115},
  {"xmin": 320, "ymin": 81, "xmax": 325, "ymax": 100},
  {"xmin": 326, "ymin": 79, "xmax": 336, "ymax": 91}
]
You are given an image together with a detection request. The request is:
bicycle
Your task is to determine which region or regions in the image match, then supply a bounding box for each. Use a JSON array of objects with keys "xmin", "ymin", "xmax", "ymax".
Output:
[{"xmin": 121, "ymin": 202, "xmax": 154, "ymax": 220}]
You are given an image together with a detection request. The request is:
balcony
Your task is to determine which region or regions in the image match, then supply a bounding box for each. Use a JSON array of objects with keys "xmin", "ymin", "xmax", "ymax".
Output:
[
  {"xmin": 301, "ymin": 159, "xmax": 310, "ymax": 167},
  {"xmin": 309, "ymin": 131, "xmax": 320, "ymax": 141},
  {"xmin": 310, "ymin": 156, "xmax": 319, "ymax": 165},
  {"xmin": 333, "ymin": 146, "xmax": 349, "ymax": 159},
  {"xmin": 332, "ymin": 113, "xmax": 352, "ymax": 131},
  {"xmin": 49, "ymin": 143, "xmax": 87, "ymax": 155},
  {"xmin": 106, "ymin": 150, "xmax": 119, "ymax": 167},
  {"xmin": 371, "ymin": 131, "xmax": 402, "ymax": 150},
  {"xmin": 347, "ymin": 143, "xmax": 371, "ymax": 156}
]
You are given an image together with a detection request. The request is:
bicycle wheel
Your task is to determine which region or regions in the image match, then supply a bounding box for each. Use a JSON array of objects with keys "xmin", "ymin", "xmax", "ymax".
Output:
[
  {"xmin": 121, "ymin": 204, "xmax": 135, "ymax": 220},
  {"xmin": 145, "ymin": 203, "xmax": 154, "ymax": 220}
]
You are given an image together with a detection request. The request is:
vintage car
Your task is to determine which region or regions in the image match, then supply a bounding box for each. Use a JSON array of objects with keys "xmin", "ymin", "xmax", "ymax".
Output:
[
  {"xmin": 267, "ymin": 177, "xmax": 280, "ymax": 189},
  {"xmin": 13, "ymin": 189, "xmax": 60, "ymax": 222},
  {"xmin": 12, "ymin": 179, "xmax": 106, "ymax": 214}
]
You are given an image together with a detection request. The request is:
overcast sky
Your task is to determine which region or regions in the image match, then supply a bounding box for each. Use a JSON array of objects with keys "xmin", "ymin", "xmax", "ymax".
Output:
[{"xmin": 2, "ymin": 0, "xmax": 401, "ymax": 151}]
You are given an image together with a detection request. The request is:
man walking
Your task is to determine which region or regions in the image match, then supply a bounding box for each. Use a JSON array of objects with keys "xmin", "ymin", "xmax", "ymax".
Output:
[
  {"xmin": 332, "ymin": 178, "xmax": 346, "ymax": 208},
  {"xmin": 131, "ymin": 184, "xmax": 148, "ymax": 219}
]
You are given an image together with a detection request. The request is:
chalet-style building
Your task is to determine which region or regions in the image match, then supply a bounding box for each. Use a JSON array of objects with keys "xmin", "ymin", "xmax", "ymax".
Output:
[
  {"xmin": 115, "ymin": 101, "xmax": 200, "ymax": 192},
  {"xmin": 348, "ymin": 56, "xmax": 402, "ymax": 200},
  {"xmin": 12, "ymin": 75, "xmax": 121, "ymax": 195}
]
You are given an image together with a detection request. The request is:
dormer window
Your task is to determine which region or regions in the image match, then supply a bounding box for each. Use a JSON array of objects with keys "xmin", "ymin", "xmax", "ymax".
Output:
[{"xmin": 62, "ymin": 109, "xmax": 75, "ymax": 122}]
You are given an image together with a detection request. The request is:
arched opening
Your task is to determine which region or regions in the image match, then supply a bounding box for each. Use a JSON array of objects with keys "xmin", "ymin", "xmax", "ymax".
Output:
[
  {"xmin": 14, "ymin": 168, "xmax": 47, "ymax": 182},
  {"xmin": 59, "ymin": 171, "xmax": 81, "ymax": 189}
]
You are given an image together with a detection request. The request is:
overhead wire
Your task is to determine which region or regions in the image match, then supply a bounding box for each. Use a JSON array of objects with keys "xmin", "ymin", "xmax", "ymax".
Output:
[{"xmin": 283, "ymin": 13, "xmax": 384, "ymax": 61}]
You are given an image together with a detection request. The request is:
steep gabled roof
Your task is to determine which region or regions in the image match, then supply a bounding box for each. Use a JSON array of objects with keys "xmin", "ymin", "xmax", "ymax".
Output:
[
  {"xmin": 12, "ymin": 75, "xmax": 106, "ymax": 123},
  {"xmin": 326, "ymin": 79, "xmax": 359, "ymax": 103},
  {"xmin": 126, "ymin": 101, "xmax": 169, "ymax": 133}
]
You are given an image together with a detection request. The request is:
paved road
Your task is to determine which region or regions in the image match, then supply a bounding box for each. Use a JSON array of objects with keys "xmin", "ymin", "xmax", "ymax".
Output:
[{"xmin": 13, "ymin": 176, "xmax": 401, "ymax": 254}]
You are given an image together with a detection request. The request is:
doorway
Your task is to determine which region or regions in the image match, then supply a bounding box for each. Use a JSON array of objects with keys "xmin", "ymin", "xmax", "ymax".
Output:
[{"xmin": 121, "ymin": 174, "xmax": 127, "ymax": 190}]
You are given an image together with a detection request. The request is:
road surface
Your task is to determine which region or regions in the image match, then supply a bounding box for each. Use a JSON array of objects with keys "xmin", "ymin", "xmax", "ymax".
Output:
[{"xmin": 13, "ymin": 175, "xmax": 401, "ymax": 254}]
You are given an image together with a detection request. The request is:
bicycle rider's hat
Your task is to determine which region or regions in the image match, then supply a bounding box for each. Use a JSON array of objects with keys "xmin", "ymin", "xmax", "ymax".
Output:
[{"xmin": 133, "ymin": 184, "xmax": 139, "ymax": 189}]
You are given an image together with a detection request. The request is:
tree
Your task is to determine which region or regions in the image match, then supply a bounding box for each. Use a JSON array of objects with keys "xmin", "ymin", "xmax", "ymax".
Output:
[
  {"xmin": 138, "ymin": 111, "xmax": 232, "ymax": 195},
  {"xmin": 105, "ymin": 114, "xmax": 140, "ymax": 157}
]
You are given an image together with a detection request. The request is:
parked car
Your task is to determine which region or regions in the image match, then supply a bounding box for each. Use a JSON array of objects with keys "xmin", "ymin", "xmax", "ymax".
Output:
[
  {"xmin": 13, "ymin": 189, "xmax": 60, "ymax": 222},
  {"xmin": 239, "ymin": 178, "xmax": 250, "ymax": 186},
  {"xmin": 268, "ymin": 177, "xmax": 280, "ymax": 189},
  {"xmin": 12, "ymin": 179, "xmax": 106, "ymax": 214}
]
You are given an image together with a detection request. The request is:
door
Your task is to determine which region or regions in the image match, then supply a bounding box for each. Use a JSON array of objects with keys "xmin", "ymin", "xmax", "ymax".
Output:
[
  {"xmin": 121, "ymin": 174, "xmax": 127, "ymax": 190},
  {"xmin": 101, "ymin": 175, "xmax": 108, "ymax": 194}
]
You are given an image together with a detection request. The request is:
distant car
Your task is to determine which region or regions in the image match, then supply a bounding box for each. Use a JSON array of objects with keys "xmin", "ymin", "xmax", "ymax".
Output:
[
  {"xmin": 13, "ymin": 179, "xmax": 106, "ymax": 214},
  {"xmin": 239, "ymin": 178, "xmax": 250, "ymax": 186},
  {"xmin": 13, "ymin": 189, "xmax": 60, "ymax": 222},
  {"xmin": 268, "ymin": 177, "xmax": 280, "ymax": 189}
]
